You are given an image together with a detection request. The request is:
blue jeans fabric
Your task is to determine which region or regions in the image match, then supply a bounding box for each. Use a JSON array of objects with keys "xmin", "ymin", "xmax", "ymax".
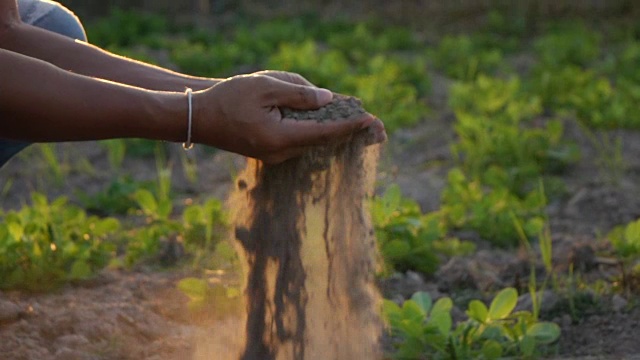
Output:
[{"xmin": 0, "ymin": 0, "xmax": 86, "ymax": 167}]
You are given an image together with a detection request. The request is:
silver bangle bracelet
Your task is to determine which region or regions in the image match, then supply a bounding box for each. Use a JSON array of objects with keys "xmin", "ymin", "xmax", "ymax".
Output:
[{"xmin": 182, "ymin": 87, "xmax": 194, "ymax": 151}]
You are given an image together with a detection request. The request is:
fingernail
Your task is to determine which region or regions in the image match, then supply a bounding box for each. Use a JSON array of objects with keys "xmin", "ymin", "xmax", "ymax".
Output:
[{"xmin": 315, "ymin": 88, "xmax": 333, "ymax": 104}]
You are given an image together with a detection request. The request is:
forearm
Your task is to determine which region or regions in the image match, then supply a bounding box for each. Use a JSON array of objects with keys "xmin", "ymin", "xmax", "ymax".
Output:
[
  {"xmin": 0, "ymin": 49, "xmax": 186, "ymax": 142},
  {"xmin": 0, "ymin": 22, "xmax": 218, "ymax": 92}
]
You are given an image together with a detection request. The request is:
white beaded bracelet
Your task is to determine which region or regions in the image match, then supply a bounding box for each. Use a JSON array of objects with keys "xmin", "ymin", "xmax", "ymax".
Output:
[{"xmin": 182, "ymin": 87, "xmax": 194, "ymax": 150}]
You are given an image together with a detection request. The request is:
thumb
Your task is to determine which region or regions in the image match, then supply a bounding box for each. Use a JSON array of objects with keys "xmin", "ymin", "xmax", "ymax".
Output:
[{"xmin": 266, "ymin": 78, "xmax": 333, "ymax": 110}]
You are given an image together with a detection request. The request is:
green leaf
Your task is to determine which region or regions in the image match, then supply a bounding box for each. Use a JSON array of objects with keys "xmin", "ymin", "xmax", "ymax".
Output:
[
  {"xmin": 7, "ymin": 222, "xmax": 23, "ymax": 241},
  {"xmin": 432, "ymin": 296, "xmax": 453, "ymax": 315},
  {"xmin": 399, "ymin": 318, "xmax": 423, "ymax": 339},
  {"xmin": 410, "ymin": 291, "xmax": 432, "ymax": 314},
  {"xmin": 402, "ymin": 299, "xmax": 426, "ymax": 321},
  {"xmin": 31, "ymin": 193, "xmax": 48, "ymax": 208},
  {"xmin": 382, "ymin": 299, "xmax": 402, "ymax": 326},
  {"xmin": 526, "ymin": 322, "xmax": 561, "ymax": 344},
  {"xmin": 92, "ymin": 218, "xmax": 121, "ymax": 235},
  {"xmin": 467, "ymin": 299, "xmax": 488, "ymax": 323},
  {"xmin": 520, "ymin": 334, "xmax": 535, "ymax": 356},
  {"xmin": 381, "ymin": 239, "xmax": 411, "ymax": 260},
  {"xmin": 157, "ymin": 199, "xmax": 173, "ymax": 219},
  {"xmin": 183, "ymin": 206, "xmax": 204, "ymax": 225},
  {"xmin": 481, "ymin": 339, "xmax": 503, "ymax": 359},
  {"xmin": 429, "ymin": 310, "xmax": 452, "ymax": 336},
  {"xmin": 488, "ymin": 287, "xmax": 518, "ymax": 321},
  {"xmin": 134, "ymin": 189, "xmax": 157, "ymax": 216},
  {"xmin": 396, "ymin": 337, "xmax": 425, "ymax": 359},
  {"xmin": 429, "ymin": 297, "xmax": 453, "ymax": 335},
  {"xmin": 70, "ymin": 260, "xmax": 92, "ymax": 279}
]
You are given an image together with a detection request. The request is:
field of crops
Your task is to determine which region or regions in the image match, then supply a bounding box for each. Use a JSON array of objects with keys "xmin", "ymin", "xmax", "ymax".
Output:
[{"xmin": 1, "ymin": 7, "xmax": 640, "ymax": 359}]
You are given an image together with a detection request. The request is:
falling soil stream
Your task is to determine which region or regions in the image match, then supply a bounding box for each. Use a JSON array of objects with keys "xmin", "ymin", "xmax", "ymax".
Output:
[{"xmin": 227, "ymin": 95, "xmax": 383, "ymax": 360}]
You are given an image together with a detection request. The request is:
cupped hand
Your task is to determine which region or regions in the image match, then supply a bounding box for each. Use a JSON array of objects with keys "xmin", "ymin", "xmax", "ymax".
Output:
[{"xmin": 191, "ymin": 71, "xmax": 386, "ymax": 164}]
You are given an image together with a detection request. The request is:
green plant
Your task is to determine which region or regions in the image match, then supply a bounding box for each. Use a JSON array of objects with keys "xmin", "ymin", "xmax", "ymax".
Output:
[
  {"xmin": 599, "ymin": 40, "xmax": 640, "ymax": 81},
  {"xmin": 121, "ymin": 188, "xmax": 178, "ymax": 266},
  {"xmin": 38, "ymin": 144, "xmax": 66, "ymax": 185},
  {"xmin": 327, "ymin": 22, "xmax": 420, "ymax": 62},
  {"xmin": 125, "ymin": 138, "xmax": 163, "ymax": 157},
  {"xmin": 268, "ymin": 42, "xmax": 429, "ymax": 133},
  {"xmin": 534, "ymin": 22, "xmax": 601, "ymax": 68},
  {"xmin": 267, "ymin": 40, "xmax": 351, "ymax": 89},
  {"xmin": 178, "ymin": 150, "xmax": 199, "ymax": 185},
  {"xmin": 0, "ymin": 193, "xmax": 119, "ymax": 291},
  {"xmin": 442, "ymin": 168, "xmax": 547, "ymax": 248},
  {"xmin": 170, "ymin": 40, "xmax": 255, "ymax": 78},
  {"xmin": 86, "ymin": 8, "xmax": 168, "ymax": 48},
  {"xmin": 526, "ymin": 64, "xmax": 635, "ymax": 183},
  {"xmin": 475, "ymin": 10, "xmax": 527, "ymax": 53},
  {"xmin": 429, "ymin": 35, "xmax": 504, "ymax": 82},
  {"xmin": 346, "ymin": 55, "xmax": 429, "ymax": 132},
  {"xmin": 101, "ymin": 139, "xmax": 126, "ymax": 170},
  {"xmin": 182, "ymin": 198, "xmax": 231, "ymax": 268},
  {"xmin": 450, "ymin": 76, "xmax": 577, "ymax": 195},
  {"xmin": 77, "ymin": 176, "xmax": 154, "ymax": 216},
  {"xmin": 120, "ymin": 149, "xmax": 176, "ymax": 266},
  {"xmin": 372, "ymin": 185, "xmax": 474, "ymax": 275},
  {"xmin": 607, "ymin": 218, "xmax": 640, "ymax": 259},
  {"xmin": 383, "ymin": 288, "xmax": 560, "ymax": 359}
]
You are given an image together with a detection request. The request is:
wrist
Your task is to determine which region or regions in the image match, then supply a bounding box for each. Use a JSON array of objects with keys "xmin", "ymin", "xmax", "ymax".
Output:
[
  {"xmin": 142, "ymin": 91, "xmax": 188, "ymax": 143},
  {"xmin": 185, "ymin": 77, "xmax": 220, "ymax": 92}
]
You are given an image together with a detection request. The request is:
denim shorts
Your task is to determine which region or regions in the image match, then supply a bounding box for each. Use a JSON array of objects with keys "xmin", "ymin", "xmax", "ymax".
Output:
[{"xmin": 0, "ymin": 0, "xmax": 86, "ymax": 167}]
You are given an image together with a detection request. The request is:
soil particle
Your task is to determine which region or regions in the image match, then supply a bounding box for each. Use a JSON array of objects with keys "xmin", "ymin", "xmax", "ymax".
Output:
[
  {"xmin": 230, "ymin": 95, "xmax": 382, "ymax": 359},
  {"xmin": 280, "ymin": 93, "xmax": 366, "ymax": 122}
]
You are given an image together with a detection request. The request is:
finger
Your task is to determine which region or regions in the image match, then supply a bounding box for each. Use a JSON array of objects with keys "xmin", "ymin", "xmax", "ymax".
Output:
[
  {"xmin": 261, "ymin": 146, "xmax": 312, "ymax": 165},
  {"xmin": 359, "ymin": 118, "xmax": 388, "ymax": 146},
  {"xmin": 258, "ymin": 70, "xmax": 315, "ymax": 86},
  {"xmin": 265, "ymin": 78, "xmax": 333, "ymax": 110},
  {"xmin": 264, "ymin": 118, "xmax": 386, "ymax": 164},
  {"xmin": 278, "ymin": 113, "xmax": 379, "ymax": 148}
]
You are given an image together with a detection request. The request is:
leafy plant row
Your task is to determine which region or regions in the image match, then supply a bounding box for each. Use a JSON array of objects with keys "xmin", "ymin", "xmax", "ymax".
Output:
[
  {"xmin": 0, "ymin": 187, "xmax": 232, "ymax": 291},
  {"xmin": 384, "ymin": 288, "xmax": 560, "ymax": 359}
]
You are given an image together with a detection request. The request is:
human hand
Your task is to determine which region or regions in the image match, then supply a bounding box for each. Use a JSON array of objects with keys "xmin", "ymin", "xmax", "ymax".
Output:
[{"xmin": 191, "ymin": 71, "xmax": 386, "ymax": 164}]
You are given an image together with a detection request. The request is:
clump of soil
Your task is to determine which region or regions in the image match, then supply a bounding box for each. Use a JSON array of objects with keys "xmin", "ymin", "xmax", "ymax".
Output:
[
  {"xmin": 228, "ymin": 94, "xmax": 383, "ymax": 359},
  {"xmin": 280, "ymin": 93, "xmax": 366, "ymax": 122}
]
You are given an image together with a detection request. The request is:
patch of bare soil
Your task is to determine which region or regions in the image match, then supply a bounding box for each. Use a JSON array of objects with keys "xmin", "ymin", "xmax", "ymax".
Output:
[{"xmin": 0, "ymin": 269, "xmax": 245, "ymax": 360}]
